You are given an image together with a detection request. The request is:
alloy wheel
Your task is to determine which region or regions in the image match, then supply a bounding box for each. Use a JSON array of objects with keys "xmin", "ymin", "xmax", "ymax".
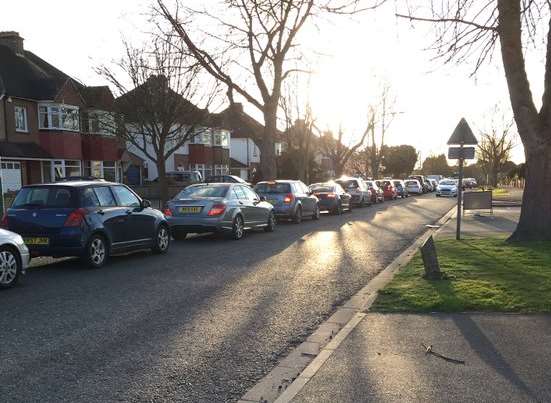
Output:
[
  {"xmin": 158, "ymin": 226, "xmax": 170, "ymax": 251},
  {"xmin": 234, "ymin": 216, "xmax": 244, "ymax": 239},
  {"xmin": 90, "ymin": 238, "xmax": 106, "ymax": 266},
  {"xmin": 0, "ymin": 250, "xmax": 18, "ymax": 286}
]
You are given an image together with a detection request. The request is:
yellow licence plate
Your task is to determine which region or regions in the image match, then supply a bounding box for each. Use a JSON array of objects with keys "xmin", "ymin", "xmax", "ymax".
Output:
[
  {"xmin": 180, "ymin": 206, "xmax": 202, "ymax": 214},
  {"xmin": 24, "ymin": 237, "xmax": 49, "ymax": 246}
]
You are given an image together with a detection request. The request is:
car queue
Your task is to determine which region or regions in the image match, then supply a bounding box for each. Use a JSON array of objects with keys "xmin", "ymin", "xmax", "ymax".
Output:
[{"xmin": 0, "ymin": 174, "xmax": 437, "ymax": 289}]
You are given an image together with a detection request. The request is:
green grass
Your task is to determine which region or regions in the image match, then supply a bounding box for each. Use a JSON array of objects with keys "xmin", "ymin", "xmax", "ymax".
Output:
[{"xmin": 372, "ymin": 237, "xmax": 551, "ymax": 313}]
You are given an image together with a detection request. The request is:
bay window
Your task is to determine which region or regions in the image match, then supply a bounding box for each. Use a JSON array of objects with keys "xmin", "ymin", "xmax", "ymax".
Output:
[
  {"xmin": 39, "ymin": 104, "xmax": 80, "ymax": 131},
  {"xmin": 88, "ymin": 110, "xmax": 115, "ymax": 135}
]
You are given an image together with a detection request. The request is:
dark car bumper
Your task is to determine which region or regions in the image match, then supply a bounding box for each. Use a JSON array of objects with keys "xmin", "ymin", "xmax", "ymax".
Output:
[
  {"xmin": 272, "ymin": 204, "xmax": 296, "ymax": 218},
  {"xmin": 166, "ymin": 216, "xmax": 232, "ymax": 233},
  {"xmin": 23, "ymin": 229, "xmax": 87, "ymax": 258},
  {"xmin": 318, "ymin": 199, "xmax": 339, "ymax": 211}
]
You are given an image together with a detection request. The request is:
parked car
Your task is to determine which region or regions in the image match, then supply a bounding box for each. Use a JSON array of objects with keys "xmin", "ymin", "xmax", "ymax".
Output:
[
  {"xmin": 380, "ymin": 180, "xmax": 398, "ymax": 200},
  {"xmin": 254, "ymin": 180, "xmax": 319, "ymax": 223},
  {"xmin": 205, "ymin": 174, "xmax": 250, "ymax": 186},
  {"xmin": 364, "ymin": 180, "xmax": 385, "ymax": 203},
  {"xmin": 429, "ymin": 179, "xmax": 439, "ymax": 191},
  {"xmin": 405, "ymin": 179, "xmax": 423, "ymax": 195},
  {"xmin": 335, "ymin": 177, "xmax": 371, "ymax": 207},
  {"xmin": 392, "ymin": 180, "xmax": 409, "ymax": 198},
  {"xmin": 160, "ymin": 171, "xmax": 203, "ymax": 186},
  {"xmin": 164, "ymin": 183, "xmax": 275, "ymax": 240},
  {"xmin": 310, "ymin": 182, "xmax": 352, "ymax": 215},
  {"xmin": 463, "ymin": 177, "xmax": 478, "ymax": 189},
  {"xmin": 436, "ymin": 179, "xmax": 459, "ymax": 197},
  {"xmin": 426, "ymin": 175, "xmax": 443, "ymax": 184},
  {"xmin": 408, "ymin": 175, "xmax": 430, "ymax": 193},
  {"xmin": 0, "ymin": 229, "xmax": 30, "ymax": 289},
  {"xmin": 3, "ymin": 181, "xmax": 170, "ymax": 268}
]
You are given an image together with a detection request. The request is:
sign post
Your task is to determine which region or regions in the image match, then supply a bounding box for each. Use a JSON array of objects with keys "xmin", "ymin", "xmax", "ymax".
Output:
[{"xmin": 447, "ymin": 118, "xmax": 478, "ymax": 240}]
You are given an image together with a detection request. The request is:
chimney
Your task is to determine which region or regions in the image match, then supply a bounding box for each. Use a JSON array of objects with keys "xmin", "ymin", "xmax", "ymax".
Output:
[{"xmin": 0, "ymin": 32, "xmax": 25, "ymax": 56}]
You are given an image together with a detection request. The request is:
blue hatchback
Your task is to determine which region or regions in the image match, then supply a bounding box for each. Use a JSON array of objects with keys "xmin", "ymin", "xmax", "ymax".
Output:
[{"xmin": 3, "ymin": 181, "xmax": 170, "ymax": 268}]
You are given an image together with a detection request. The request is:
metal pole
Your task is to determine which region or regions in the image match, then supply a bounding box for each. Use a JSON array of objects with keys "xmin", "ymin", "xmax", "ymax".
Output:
[{"xmin": 456, "ymin": 144, "xmax": 464, "ymax": 240}]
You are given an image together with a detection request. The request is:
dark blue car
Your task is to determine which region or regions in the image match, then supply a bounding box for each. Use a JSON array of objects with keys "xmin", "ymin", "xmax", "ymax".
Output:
[{"xmin": 4, "ymin": 180, "xmax": 170, "ymax": 268}]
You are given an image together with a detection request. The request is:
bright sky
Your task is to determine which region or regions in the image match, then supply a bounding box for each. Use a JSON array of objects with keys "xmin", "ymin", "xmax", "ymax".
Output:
[{"xmin": 1, "ymin": 0, "xmax": 542, "ymax": 164}]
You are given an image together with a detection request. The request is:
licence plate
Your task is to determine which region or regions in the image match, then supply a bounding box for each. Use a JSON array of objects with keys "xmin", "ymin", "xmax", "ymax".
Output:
[
  {"xmin": 268, "ymin": 199, "xmax": 278, "ymax": 205},
  {"xmin": 180, "ymin": 206, "xmax": 202, "ymax": 214},
  {"xmin": 24, "ymin": 237, "xmax": 49, "ymax": 246}
]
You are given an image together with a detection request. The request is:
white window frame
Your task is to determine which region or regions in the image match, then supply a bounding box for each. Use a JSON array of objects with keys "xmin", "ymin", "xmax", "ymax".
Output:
[
  {"xmin": 38, "ymin": 103, "xmax": 80, "ymax": 132},
  {"xmin": 14, "ymin": 105, "xmax": 28, "ymax": 132}
]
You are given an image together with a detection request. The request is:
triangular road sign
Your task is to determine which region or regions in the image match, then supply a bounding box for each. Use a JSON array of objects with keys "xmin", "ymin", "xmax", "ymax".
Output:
[{"xmin": 447, "ymin": 118, "xmax": 478, "ymax": 145}]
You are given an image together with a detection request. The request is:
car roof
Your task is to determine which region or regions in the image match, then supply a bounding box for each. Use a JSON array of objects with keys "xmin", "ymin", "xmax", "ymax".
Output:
[{"xmin": 22, "ymin": 181, "xmax": 119, "ymax": 188}]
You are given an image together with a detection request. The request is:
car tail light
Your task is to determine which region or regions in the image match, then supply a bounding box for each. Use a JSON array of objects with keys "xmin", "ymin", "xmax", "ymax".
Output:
[
  {"xmin": 208, "ymin": 204, "xmax": 226, "ymax": 216},
  {"xmin": 283, "ymin": 193, "xmax": 294, "ymax": 204},
  {"xmin": 64, "ymin": 208, "xmax": 87, "ymax": 227},
  {"xmin": 326, "ymin": 193, "xmax": 337, "ymax": 198},
  {"xmin": 163, "ymin": 208, "xmax": 173, "ymax": 217},
  {"xmin": 0, "ymin": 213, "xmax": 8, "ymax": 228}
]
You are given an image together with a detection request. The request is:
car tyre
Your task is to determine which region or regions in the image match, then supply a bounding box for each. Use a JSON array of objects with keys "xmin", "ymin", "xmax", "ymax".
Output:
[
  {"xmin": 265, "ymin": 212, "xmax": 276, "ymax": 232},
  {"xmin": 0, "ymin": 246, "xmax": 21, "ymax": 289},
  {"xmin": 153, "ymin": 224, "xmax": 170, "ymax": 254},
  {"xmin": 293, "ymin": 207, "xmax": 303, "ymax": 224},
  {"xmin": 84, "ymin": 234, "xmax": 108, "ymax": 269},
  {"xmin": 231, "ymin": 215, "xmax": 245, "ymax": 240},
  {"xmin": 312, "ymin": 204, "xmax": 320, "ymax": 220}
]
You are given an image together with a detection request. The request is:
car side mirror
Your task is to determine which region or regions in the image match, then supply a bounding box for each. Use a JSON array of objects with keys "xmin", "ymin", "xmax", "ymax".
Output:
[
  {"xmin": 141, "ymin": 199, "xmax": 151, "ymax": 209},
  {"xmin": 259, "ymin": 195, "xmax": 266, "ymax": 202}
]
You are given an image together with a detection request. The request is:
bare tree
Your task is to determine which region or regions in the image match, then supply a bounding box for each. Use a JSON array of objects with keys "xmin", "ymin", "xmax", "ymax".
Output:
[
  {"xmin": 396, "ymin": 1, "xmax": 551, "ymax": 240},
  {"xmin": 96, "ymin": 35, "xmax": 219, "ymax": 204},
  {"xmin": 319, "ymin": 119, "xmax": 372, "ymax": 176},
  {"xmin": 478, "ymin": 125, "xmax": 515, "ymax": 187},
  {"xmin": 156, "ymin": 0, "xmax": 385, "ymax": 181}
]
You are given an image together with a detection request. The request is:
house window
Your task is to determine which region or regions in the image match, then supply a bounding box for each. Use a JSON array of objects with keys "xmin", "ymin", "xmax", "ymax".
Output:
[
  {"xmin": 214, "ymin": 131, "xmax": 230, "ymax": 147},
  {"xmin": 14, "ymin": 106, "xmax": 28, "ymax": 132},
  {"xmin": 103, "ymin": 161, "xmax": 117, "ymax": 182},
  {"xmin": 214, "ymin": 164, "xmax": 229, "ymax": 175},
  {"xmin": 88, "ymin": 110, "xmax": 115, "ymax": 135},
  {"xmin": 39, "ymin": 104, "xmax": 80, "ymax": 131},
  {"xmin": 275, "ymin": 142, "xmax": 284, "ymax": 156}
]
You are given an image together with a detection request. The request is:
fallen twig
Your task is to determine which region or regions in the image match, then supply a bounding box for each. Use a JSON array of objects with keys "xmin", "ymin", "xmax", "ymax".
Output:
[{"xmin": 422, "ymin": 343, "xmax": 465, "ymax": 365}]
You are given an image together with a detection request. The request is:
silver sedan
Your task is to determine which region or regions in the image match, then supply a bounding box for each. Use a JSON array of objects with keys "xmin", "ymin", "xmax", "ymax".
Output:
[
  {"xmin": 0, "ymin": 228, "xmax": 31, "ymax": 289},
  {"xmin": 164, "ymin": 183, "xmax": 275, "ymax": 240}
]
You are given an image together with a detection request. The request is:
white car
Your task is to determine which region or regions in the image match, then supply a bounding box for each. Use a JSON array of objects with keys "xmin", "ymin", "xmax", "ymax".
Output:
[
  {"xmin": 436, "ymin": 179, "xmax": 459, "ymax": 197},
  {"xmin": 405, "ymin": 179, "xmax": 423, "ymax": 195},
  {"xmin": 0, "ymin": 228, "xmax": 30, "ymax": 289}
]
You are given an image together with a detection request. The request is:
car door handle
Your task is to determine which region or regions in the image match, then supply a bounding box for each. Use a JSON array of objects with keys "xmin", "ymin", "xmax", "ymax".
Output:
[
  {"xmin": 97, "ymin": 209, "xmax": 105, "ymax": 215},
  {"xmin": 239, "ymin": 201, "xmax": 244, "ymax": 205},
  {"xmin": 125, "ymin": 209, "xmax": 132, "ymax": 215}
]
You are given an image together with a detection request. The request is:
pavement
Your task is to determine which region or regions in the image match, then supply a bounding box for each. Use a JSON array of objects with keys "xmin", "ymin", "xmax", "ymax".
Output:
[
  {"xmin": 286, "ymin": 206, "xmax": 551, "ymax": 403},
  {"xmin": 0, "ymin": 194, "xmax": 455, "ymax": 402}
]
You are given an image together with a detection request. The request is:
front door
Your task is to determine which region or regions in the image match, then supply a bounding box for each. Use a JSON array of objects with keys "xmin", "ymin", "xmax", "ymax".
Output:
[
  {"xmin": 90, "ymin": 186, "xmax": 128, "ymax": 245},
  {"xmin": 111, "ymin": 185, "xmax": 155, "ymax": 245}
]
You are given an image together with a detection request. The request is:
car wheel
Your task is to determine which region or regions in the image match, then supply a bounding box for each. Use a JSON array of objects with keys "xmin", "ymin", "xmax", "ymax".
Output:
[
  {"xmin": 172, "ymin": 229, "xmax": 188, "ymax": 241},
  {"xmin": 293, "ymin": 206, "xmax": 303, "ymax": 224},
  {"xmin": 265, "ymin": 211, "xmax": 276, "ymax": 232},
  {"xmin": 231, "ymin": 215, "xmax": 245, "ymax": 240},
  {"xmin": 85, "ymin": 234, "xmax": 108, "ymax": 269},
  {"xmin": 312, "ymin": 204, "xmax": 320, "ymax": 220},
  {"xmin": 0, "ymin": 246, "xmax": 21, "ymax": 289},
  {"xmin": 336, "ymin": 203, "xmax": 343, "ymax": 215},
  {"xmin": 153, "ymin": 225, "xmax": 170, "ymax": 254},
  {"xmin": 359, "ymin": 197, "xmax": 365, "ymax": 208}
]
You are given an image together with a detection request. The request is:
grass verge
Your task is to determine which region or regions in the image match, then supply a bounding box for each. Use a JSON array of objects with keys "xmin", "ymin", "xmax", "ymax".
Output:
[{"xmin": 372, "ymin": 237, "xmax": 551, "ymax": 313}]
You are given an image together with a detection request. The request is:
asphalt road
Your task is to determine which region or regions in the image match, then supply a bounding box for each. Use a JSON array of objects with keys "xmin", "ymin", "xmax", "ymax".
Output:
[{"xmin": 0, "ymin": 194, "xmax": 454, "ymax": 402}]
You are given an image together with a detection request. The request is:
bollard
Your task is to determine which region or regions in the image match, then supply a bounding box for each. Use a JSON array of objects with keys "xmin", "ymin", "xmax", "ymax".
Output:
[{"xmin": 420, "ymin": 235, "xmax": 442, "ymax": 280}]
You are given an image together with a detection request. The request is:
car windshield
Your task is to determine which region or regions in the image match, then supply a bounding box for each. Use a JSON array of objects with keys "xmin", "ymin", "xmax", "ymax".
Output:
[
  {"xmin": 255, "ymin": 183, "xmax": 292, "ymax": 193},
  {"xmin": 310, "ymin": 185, "xmax": 334, "ymax": 192},
  {"xmin": 440, "ymin": 180, "xmax": 456, "ymax": 186},
  {"xmin": 12, "ymin": 186, "xmax": 75, "ymax": 208},
  {"xmin": 336, "ymin": 180, "xmax": 357, "ymax": 189},
  {"xmin": 176, "ymin": 185, "xmax": 229, "ymax": 199},
  {"xmin": 405, "ymin": 181, "xmax": 418, "ymax": 186}
]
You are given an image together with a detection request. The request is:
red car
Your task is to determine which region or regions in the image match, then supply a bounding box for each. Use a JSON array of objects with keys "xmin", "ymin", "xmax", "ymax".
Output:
[{"xmin": 379, "ymin": 180, "xmax": 398, "ymax": 200}]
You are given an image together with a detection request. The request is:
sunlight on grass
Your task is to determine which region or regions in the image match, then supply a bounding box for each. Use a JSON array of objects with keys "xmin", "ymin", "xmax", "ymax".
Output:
[{"xmin": 372, "ymin": 237, "xmax": 551, "ymax": 313}]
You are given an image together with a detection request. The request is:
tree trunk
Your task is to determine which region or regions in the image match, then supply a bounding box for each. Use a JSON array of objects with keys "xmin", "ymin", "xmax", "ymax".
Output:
[
  {"xmin": 491, "ymin": 165, "xmax": 499, "ymax": 187},
  {"xmin": 157, "ymin": 155, "xmax": 169, "ymax": 207},
  {"xmin": 260, "ymin": 104, "xmax": 278, "ymax": 180},
  {"xmin": 510, "ymin": 144, "xmax": 551, "ymax": 240}
]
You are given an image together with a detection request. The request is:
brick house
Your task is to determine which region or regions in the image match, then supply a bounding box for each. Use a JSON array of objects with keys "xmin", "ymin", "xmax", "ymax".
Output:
[
  {"xmin": 118, "ymin": 76, "xmax": 231, "ymax": 182},
  {"xmin": 0, "ymin": 32, "xmax": 125, "ymax": 191}
]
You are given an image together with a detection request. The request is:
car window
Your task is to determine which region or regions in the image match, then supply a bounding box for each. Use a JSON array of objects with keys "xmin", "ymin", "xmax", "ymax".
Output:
[
  {"xmin": 242, "ymin": 186, "xmax": 259, "ymax": 201},
  {"xmin": 12, "ymin": 186, "xmax": 75, "ymax": 209},
  {"xmin": 176, "ymin": 185, "xmax": 229, "ymax": 199},
  {"xmin": 255, "ymin": 182, "xmax": 291, "ymax": 194},
  {"xmin": 233, "ymin": 186, "xmax": 247, "ymax": 200},
  {"xmin": 111, "ymin": 186, "xmax": 141, "ymax": 207},
  {"xmin": 81, "ymin": 187, "xmax": 101, "ymax": 208},
  {"xmin": 93, "ymin": 186, "xmax": 117, "ymax": 207}
]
